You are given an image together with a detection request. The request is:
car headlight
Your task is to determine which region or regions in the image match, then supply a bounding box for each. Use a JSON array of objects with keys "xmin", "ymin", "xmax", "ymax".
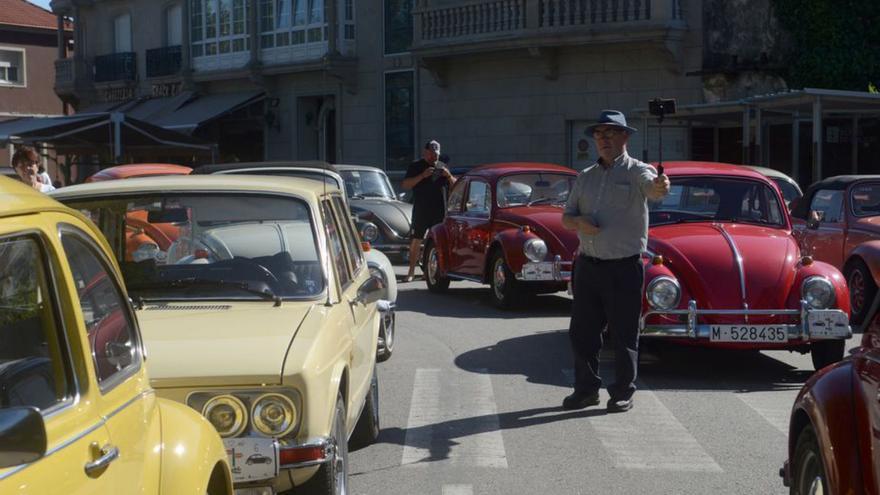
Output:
[
  {"xmin": 360, "ymin": 222, "xmax": 379, "ymax": 243},
  {"xmin": 802, "ymin": 276, "xmax": 835, "ymax": 309},
  {"xmin": 131, "ymin": 242, "xmax": 159, "ymax": 262},
  {"xmin": 202, "ymin": 395, "xmax": 248, "ymax": 437},
  {"xmin": 251, "ymin": 393, "xmax": 297, "ymax": 437},
  {"xmin": 523, "ymin": 238, "xmax": 548, "ymax": 262},
  {"xmin": 646, "ymin": 276, "xmax": 681, "ymax": 310}
]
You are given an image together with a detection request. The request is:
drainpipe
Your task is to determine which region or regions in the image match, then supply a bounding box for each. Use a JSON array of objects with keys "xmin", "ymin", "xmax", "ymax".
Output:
[{"xmin": 811, "ymin": 96, "xmax": 823, "ymax": 182}]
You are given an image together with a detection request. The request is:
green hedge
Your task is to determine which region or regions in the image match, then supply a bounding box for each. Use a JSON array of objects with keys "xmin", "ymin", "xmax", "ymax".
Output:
[{"xmin": 772, "ymin": 0, "xmax": 880, "ymax": 91}]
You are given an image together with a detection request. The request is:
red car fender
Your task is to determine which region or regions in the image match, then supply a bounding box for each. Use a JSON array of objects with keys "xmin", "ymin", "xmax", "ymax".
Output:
[
  {"xmin": 642, "ymin": 262, "xmax": 694, "ymax": 323},
  {"xmin": 426, "ymin": 224, "xmax": 451, "ymax": 275},
  {"xmin": 490, "ymin": 228, "xmax": 537, "ymax": 277},
  {"xmin": 788, "ymin": 361, "xmax": 862, "ymax": 494},
  {"xmin": 849, "ymin": 240, "xmax": 880, "ymax": 288},
  {"xmin": 785, "ymin": 260, "xmax": 851, "ymax": 316}
]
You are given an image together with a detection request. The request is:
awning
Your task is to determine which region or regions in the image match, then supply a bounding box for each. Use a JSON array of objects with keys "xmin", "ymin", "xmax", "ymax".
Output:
[
  {"xmin": 0, "ymin": 112, "xmax": 215, "ymax": 161},
  {"xmin": 154, "ymin": 90, "xmax": 265, "ymax": 132}
]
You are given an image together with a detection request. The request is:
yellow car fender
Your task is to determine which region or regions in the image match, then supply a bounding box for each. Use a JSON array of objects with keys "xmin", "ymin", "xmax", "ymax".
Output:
[{"xmin": 157, "ymin": 399, "xmax": 232, "ymax": 495}]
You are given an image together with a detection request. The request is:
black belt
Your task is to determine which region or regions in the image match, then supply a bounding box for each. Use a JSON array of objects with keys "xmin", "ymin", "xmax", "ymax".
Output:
[{"xmin": 578, "ymin": 254, "xmax": 639, "ymax": 264}]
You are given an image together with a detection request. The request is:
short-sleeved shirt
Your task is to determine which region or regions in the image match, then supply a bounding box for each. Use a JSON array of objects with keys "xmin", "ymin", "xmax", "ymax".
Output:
[
  {"xmin": 564, "ymin": 152, "xmax": 660, "ymax": 259},
  {"xmin": 405, "ymin": 159, "xmax": 449, "ymax": 226}
]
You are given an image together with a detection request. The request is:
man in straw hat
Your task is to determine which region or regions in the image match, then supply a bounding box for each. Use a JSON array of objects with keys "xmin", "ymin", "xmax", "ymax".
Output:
[{"xmin": 561, "ymin": 110, "xmax": 670, "ymax": 413}]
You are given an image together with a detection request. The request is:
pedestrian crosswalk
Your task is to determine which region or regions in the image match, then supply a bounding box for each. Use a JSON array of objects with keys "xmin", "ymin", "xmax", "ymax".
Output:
[{"xmin": 398, "ymin": 367, "xmax": 795, "ymax": 477}]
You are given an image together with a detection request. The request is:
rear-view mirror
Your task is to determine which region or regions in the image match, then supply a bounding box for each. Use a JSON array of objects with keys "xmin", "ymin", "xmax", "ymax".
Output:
[
  {"xmin": 147, "ymin": 208, "xmax": 188, "ymax": 224},
  {"xmin": 0, "ymin": 407, "xmax": 47, "ymax": 468}
]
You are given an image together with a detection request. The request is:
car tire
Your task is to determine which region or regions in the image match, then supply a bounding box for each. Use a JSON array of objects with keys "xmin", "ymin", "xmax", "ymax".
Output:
[
  {"xmin": 790, "ymin": 425, "xmax": 828, "ymax": 495},
  {"xmin": 810, "ymin": 339, "xmax": 844, "ymax": 371},
  {"xmin": 377, "ymin": 311, "xmax": 394, "ymax": 362},
  {"xmin": 350, "ymin": 367, "xmax": 380, "ymax": 451},
  {"xmin": 489, "ymin": 250, "xmax": 520, "ymax": 309},
  {"xmin": 424, "ymin": 242, "xmax": 450, "ymax": 293},
  {"xmin": 845, "ymin": 258, "xmax": 878, "ymax": 326},
  {"xmin": 300, "ymin": 393, "xmax": 348, "ymax": 495}
]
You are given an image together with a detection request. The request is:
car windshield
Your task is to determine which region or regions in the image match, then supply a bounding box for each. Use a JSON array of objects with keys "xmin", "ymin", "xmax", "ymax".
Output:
[
  {"xmin": 771, "ymin": 178, "xmax": 801, "ymax": 207},
  {"xmin": 65, "ymin": 194, "xmax": 324, "ymax": 301},
  {"xmin": 650, "ymin": 177, "xmax": 786, "ymax": 227},
  {"xmin": 496, "ymin": 173, "xmax": 575, "ymax": 207},
  {"xmin": 851, "ymin": 182, "xmax": 880, "ymax": 217},
  {"xmin": 339, "ymin": 170, "xmax": 395, "ymax": 199}
]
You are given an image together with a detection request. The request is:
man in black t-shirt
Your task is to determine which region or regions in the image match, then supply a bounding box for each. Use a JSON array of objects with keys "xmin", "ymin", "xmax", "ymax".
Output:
[{"xmin": 401, "ymin": 140, "xmax": 456, "ymax": 282}]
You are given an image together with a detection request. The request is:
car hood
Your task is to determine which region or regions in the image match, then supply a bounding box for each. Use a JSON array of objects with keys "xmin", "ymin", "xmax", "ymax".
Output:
[
  {"xmin": 497, "ymin": 207, "xmax": 579, "ymax": 257},
  {"xmin": 852, "ymin": 215, "xmax": 880, "ymax": 233},
  {"xmin": 649, "ymin": 223, "xmax": 799, "ymax": 309},
  {"xmin": 351, "ymin": 199, "xmax": 413, "ymax": 237},
  {"xmin": 136, "ymin": 302, "xmax": 313, "ymax": 388}
]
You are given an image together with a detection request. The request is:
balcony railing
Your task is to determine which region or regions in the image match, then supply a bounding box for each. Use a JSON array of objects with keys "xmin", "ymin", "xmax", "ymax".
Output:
[
  {"xmin": 146, "ymin": 45, "xmax": 182, "ymax": 78},
  {"xmin": 94, "ymin": 52, "xmax": 137, "ymax": 83},
  {"xmin": 55, "ymin": 58, "xmax": 75, "ymax": 86},
  {"xmin": 414, "ymin": 0, "xmax": 686, "ymax": 48},
  {"xmin": 54, "ymin": 57, "xmax": 91, "ymax": 95}
]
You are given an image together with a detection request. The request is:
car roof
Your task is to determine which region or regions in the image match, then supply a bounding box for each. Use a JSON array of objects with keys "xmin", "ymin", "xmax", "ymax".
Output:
[
  {"xmin": 333, "ymin": 164, "xmax": 383, "ymax": 172},
  {"xmin": 87, "ymin": 163, "xmax": 193, "ymax": 181},
  {"xmin": 0, "ymin": 176, "xmax": 71, "ymax": 219},
  {"xmin": 464, "ymin": 162, "xmax": 578, "ymax": 178},
  {"xmin": 744, "ymin": 165, "xmax": 798, "ymax": 184},
  {"xmin": 50, "ymin": 174, "xmax": 342, "ymax": 201},
  {"xmin": 804, "ymin": 174, "xmax": 880, "ymax": 191},
  {"xmin": 657, "ymin": 161, "xmax": 776, "ymax": 181},
  {"xmin": 193, "ymin": 160, "xmax": 336, "ymax": 175}
]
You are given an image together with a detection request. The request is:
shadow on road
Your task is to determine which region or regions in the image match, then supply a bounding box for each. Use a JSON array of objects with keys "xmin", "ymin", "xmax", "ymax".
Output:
[
  {"xmin": 454, "ymin": 330, "xmax": 813, "ymax": 393},
  {"xmin": 396, "ymin": 285, "xmax": 572, "ymax": 319},
  {"xmin": 372, "ymin": 405, "xmax": 607, "ymax": 466}
]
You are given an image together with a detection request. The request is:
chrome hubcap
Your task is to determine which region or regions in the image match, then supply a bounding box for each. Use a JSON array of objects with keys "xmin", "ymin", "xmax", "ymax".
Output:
[
  {"xmin": 807, "ymin": 476, "xmax": 824, "ymax": 495},
  {"xmin": 493, "ymin": 259, "xmax": 506, "ymax": 301},
  {"xmin": 428, "ymin": 249, "xmax": 439, "ymax": 284},
  {"xmin": 383, "ymin": 313, "xmax": 394, "ymax": 350}
]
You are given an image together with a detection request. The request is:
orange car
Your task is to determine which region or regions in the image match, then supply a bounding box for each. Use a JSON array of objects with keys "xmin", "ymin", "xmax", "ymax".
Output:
[{"xmin": 85, "ymin": 163, "xmax": 193, "ymax": 182}]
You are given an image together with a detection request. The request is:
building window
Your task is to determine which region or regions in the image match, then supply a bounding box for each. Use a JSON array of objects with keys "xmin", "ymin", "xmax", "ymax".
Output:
[
  {"xmin": 191, "ymin": 0, "xmax": 250, "ymax": 58},
  {"xmin": 258, "ymin": 0, "xmax": 328, "ymax": 49},
  {"xmin": 114, "ymin": 13, "xmax": 132, "ymax": 53},
  {"xmin": 385, "ymin": 70, "xmax": 415, "ymax": 172},
  {"xmin": 0, "ymin": 48, "xmax": 24, "ymax": 86},
  {"xmin": 384, "ymin": 0, "xmax": 412, "ymax": 54},
  {"xmin": 166, "ymin": 4, "xmax": 183, "ymax": 46},
  {"xmin": 343, "ymin": 0, "xmax": 355, "ymax": 40}
]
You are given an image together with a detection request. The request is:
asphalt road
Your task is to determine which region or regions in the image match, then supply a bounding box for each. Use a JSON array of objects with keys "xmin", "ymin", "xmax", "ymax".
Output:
[{"xmin": 348, "ymin": 270, "xmax": 861, "ymax": 495}]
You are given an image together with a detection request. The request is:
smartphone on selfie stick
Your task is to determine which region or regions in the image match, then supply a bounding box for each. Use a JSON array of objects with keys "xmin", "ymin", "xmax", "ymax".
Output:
[{"xmin": 649, "ymin": 98, "xmax": 676, "ymax": 176}]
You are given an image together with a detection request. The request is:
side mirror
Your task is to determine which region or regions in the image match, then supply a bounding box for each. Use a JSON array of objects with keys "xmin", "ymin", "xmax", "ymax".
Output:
[
  {"xmin": 0, "ymin": 407, "xmax": 47, "ymax": 468},
  {"xmin": 807, "ymin": 210, "xmax": 823, "ymax": 230},
  {"xmin": 356, "ymin": 274, "xmax": 386, "ymax": 306}
]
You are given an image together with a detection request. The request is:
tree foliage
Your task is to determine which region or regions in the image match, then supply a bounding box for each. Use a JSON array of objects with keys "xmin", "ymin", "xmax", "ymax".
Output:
[{"xmin": 771, "ymin": 0, "xmax": 880, "ymax": 91}]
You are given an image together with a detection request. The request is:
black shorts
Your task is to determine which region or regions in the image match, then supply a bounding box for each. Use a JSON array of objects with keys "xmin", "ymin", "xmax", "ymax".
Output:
[{"xmin": 411, "ymin": 214, "xmax": 443, "ymax": 239}]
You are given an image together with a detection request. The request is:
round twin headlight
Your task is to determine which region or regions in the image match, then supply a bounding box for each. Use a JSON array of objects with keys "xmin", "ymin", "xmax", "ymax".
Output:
[
  {"xmin": 360, "ymin": 222, "xmax": 379, "ymax": 243},
  {"xmin": 251, "ymin": 393, "xmax": 297, "ymax": 437},
  {"xmin": 646, "ymin": 276, "xmax": 682, "ymax": 310},
  {"xmin": 523, "ymin": 238, "xmax": 548, "ymax": 262},
  {"xmin": 202, "ymin": 395, "xmax": 248, "ymax": 438},
  {"xmin": 802, "ymin": 276, "xmax": 835, "ymax": 309}
]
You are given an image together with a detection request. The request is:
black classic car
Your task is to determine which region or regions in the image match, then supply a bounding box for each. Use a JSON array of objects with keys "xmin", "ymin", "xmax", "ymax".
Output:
[{"xmin": 195, "ymin": 161, "xmax": 413, "ymax": 262}]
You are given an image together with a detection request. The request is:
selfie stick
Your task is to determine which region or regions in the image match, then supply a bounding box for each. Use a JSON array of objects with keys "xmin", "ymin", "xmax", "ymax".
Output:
[{"xmin": 653, "ymin": 98, "xmax": 666, "ymax": 176}]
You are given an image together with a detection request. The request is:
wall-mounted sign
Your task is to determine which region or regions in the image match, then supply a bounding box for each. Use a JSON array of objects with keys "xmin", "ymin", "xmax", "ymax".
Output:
[
  {"xmin": 152, "ymin": 82, "xmax": 182, "ymax": 97},
  {"xmin": 103, "ymin": 87, "xmax": 134, "ymax": 102}
]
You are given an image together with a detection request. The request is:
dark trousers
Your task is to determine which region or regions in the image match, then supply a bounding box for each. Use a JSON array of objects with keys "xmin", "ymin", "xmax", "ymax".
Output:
[{"xmin": 568, "ymin": 254, "xmax": 644, "ymax": 401}]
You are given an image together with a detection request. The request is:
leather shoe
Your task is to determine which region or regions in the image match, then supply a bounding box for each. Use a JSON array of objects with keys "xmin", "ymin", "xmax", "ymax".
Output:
[
  {"xmin": 562, "ymin": 391, "xmax": 600, "ymax": 410},
  {"xmin": 607, "ymin": 398, "xmax": 633, "ymax": 413}
]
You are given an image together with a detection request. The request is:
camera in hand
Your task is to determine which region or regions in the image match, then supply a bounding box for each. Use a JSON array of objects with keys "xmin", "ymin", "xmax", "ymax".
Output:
[{"xmin": 431, "ymin": 165, "xmax": 446, "ymax": 180}]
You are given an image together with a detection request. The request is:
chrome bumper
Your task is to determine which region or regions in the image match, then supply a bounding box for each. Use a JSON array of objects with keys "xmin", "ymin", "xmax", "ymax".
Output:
[
  {"xmin": 279, "ymin": 437, "xmax": 336, "ymax": 469},
  {"xmin": 641, "ymin": 300, "xmax": 852, "ymax": 340},
  {"xmin": 515, "ymin": 256, "xmax": 572, "ymax": 282},
  {"xmin": 372, "ymin": 243, "xmax": 408, "ymax": 253}
]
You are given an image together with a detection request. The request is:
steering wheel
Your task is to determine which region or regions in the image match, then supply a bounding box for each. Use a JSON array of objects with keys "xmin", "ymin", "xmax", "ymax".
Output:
[{"xmin": 218, "ymin": 258, "xmax": 280, "ymax": 284}]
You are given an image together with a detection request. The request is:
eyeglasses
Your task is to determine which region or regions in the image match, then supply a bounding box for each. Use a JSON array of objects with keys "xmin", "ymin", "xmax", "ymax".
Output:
[{"xmin": 592, "ymin": 128, "xmax": 625, "ymax": 139}]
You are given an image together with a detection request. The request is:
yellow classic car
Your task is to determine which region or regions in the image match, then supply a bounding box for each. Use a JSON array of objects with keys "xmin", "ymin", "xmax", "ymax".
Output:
[
  {"xmin": 0, "ymin": 177, "xmax": 232, "ymax": 495},
  {"xmin": 52, "ymin": 175, "xmax": 383, "ymax": 494}
]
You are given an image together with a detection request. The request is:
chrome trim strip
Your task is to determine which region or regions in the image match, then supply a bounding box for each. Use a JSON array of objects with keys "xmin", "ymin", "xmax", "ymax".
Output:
[
  {"xmin": 447, "ymin": 272, "xmax": 483, "ymax": 283},
  {"xmin": 714, "ymin": 224, "xmax": 748, "ymax": 310}
]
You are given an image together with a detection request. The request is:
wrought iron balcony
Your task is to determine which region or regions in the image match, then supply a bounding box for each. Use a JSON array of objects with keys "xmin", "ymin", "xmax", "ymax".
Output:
[
  {"xmin": 146, "ymin": 45, "xmax": 182, "ymax": 78},
  {"xmin": 94, "ymin": 52, "xmax": 137, "ymax": 83},
  {"xmin": 413, "ymin": 0, "xmax": 687, "ymax": 53}
]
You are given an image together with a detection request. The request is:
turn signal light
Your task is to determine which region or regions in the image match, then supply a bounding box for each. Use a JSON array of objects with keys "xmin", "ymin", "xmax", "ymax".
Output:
[
  {"xmin": 521, "ymin": 225, "xmax": 531, "ymax": 233},
  {"xmin": 801, "ymin": 256, "xmax": 814, "ymax": 266},
  {"xmin": 279, "ymin": 446, "xmax": 327, "ymax": 466},
  {"xmin": 652, "ymin": 255, "xmax": 664, "ymax": 265},
  {"xmin": 361, "ymin": 242, "xmax": 372, "ymax": 252}
]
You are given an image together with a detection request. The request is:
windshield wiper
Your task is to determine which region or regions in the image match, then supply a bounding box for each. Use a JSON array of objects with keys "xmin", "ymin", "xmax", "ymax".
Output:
[
  {"xmin": 527, "ymin": 197, "xmax": 559, "ymax": 206},
  {"xmin": 129, "ymin": 278, "xmax": 282, "ymax": 306}
]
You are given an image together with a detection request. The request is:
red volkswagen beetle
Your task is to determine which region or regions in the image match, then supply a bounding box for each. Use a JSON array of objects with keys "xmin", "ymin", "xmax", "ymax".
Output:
[
  {"xmin": 423, "ymin": 162, "xmax": 579, "ymax": 307},
  {"xmin": 781, "ymin": 244, "xmax": 880, "ymax": 494},
  {"xmin": 642, "ymin": 162, "xmax": 851, "ymax": 370},
  {"xmin": 790, "ymin": 175, "xmax": 880, "ymax": 325}
]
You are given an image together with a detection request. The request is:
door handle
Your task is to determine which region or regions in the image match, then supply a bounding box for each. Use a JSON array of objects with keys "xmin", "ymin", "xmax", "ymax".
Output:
[{"xmin": 84, "ymin": 442, "xmax": 119, "ymax": 476}]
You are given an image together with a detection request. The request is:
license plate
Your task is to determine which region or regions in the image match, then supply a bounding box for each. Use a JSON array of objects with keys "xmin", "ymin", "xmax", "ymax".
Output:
[
  {"xmin": 709, "ymin": 325, "xmax": 789, "ymax": 343},
  {"xmin": 521, "ymin": 262, "xmax": 555, "ymax": 281},
  {"xmin": 808, "ymin": 310, "xmax": 850, "ymax": 338},
  {"xmin": 235, "ymin": 488, "xmax": 275, "ymax": 495},
  {"xmin": 225, "ymin": 437, "xmax": 279, "ymax": 483}
]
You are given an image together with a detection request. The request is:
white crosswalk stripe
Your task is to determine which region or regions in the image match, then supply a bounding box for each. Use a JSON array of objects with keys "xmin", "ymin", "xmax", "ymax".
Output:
[
  {"xmin": 736, "ymin": 389, "xmax": 800, "ymax": 434},
  {"xmin": 441, "ymin": 485, "xmax": 474, "ymax": 495},
  {"xmin": 402, "ymin": 368, "xmax": 508, "ymax": 468},
  {"xmin": 562, "ymin": 368, "xmax": 723, "ymax": 472}
]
